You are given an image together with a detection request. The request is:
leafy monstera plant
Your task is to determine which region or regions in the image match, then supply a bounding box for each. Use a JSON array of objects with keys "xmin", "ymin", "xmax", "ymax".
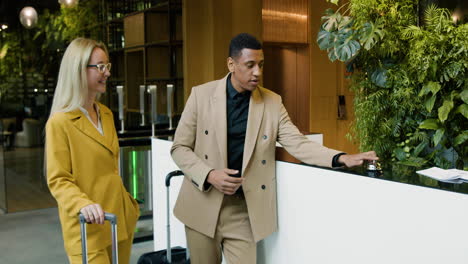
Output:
[
  {"xmin": 317, "ymin": 4, "xmax": 384, "ymax": 63},
  {"xmin": 318, "ymin": 0, "xmax": 467, "ymax": 174}
]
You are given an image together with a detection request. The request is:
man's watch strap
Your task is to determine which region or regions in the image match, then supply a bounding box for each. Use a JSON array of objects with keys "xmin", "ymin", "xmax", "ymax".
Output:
[{"xmin": 332, "ymin": 153, "xmax": 347, "ymax": 167}]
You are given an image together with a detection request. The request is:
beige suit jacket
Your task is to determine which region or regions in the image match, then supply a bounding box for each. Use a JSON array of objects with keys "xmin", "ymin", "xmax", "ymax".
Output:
[
  {"xmin": 171, "ymin": 74, "xmax": 341, "ymax": 242},
  {"xmin": 46, "ymin": 103, "xmax": 140, "ymax": 255}
]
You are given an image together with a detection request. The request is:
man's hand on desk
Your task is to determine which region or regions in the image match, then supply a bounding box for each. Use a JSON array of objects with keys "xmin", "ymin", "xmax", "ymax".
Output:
[
  {"xmin": 338, "ymin": 151, "xmax": 379, "ymax": 168},
  {"xmin": 207, "ymin": 169, "xmax": 243, "ymax": 195}
]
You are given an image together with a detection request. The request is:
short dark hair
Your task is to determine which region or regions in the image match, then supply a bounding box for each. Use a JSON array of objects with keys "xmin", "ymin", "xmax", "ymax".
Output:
[{"xmin": 229, "ymin": 33, "xmax": 262, "ymax": 59}]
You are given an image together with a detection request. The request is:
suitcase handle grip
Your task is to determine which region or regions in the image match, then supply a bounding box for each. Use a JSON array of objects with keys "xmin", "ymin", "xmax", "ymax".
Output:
[
  {"xmin": 165, "ymin": 170, "xmax": 184, "ymax": 187},
  {"xmin": 79, "ymin": 212, "xmax": 117, "ymax": 225},
  {"xmin": 79, "ymin": 212, "xmax": 118, "ymax": 264}
]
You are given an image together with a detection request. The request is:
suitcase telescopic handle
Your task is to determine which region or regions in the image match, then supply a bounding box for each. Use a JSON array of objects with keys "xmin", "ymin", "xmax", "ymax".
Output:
[
  {"xmin": 164, "ymin": 170, "xmax": 187, "ymax": 263},
  {"xmin": 165, "ymin": 170, "xmax": 184, "ymax": 187},
  {"xmin": 79, "ymin": 212, "xmax": 117, "ymax": 225},
  {"xmin": 79, "ymin": 212, "xmax": 118, "ymax": 264}
]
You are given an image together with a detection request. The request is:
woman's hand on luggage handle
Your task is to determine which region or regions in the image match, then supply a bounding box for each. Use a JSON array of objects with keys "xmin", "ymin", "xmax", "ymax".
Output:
[
  {"xmin": 80, "ymin": 203, "xmax": 105, "ymax": 225},
  {"xmin": 207, "ymin": 169, "xmax": 243, "ymax": 195}
]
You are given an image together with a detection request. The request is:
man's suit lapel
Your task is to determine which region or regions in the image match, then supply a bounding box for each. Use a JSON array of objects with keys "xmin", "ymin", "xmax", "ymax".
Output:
[
  {"xmin": 210, "ymin": 76, "xmax": 228, "ymax": 168},
  {"xmin": 242, "ymin": 88, "xmax": 264, "ymax": 174},
  {"xmin": 69, "ymin": 108, "xmax": 116, "ymax": 155}
]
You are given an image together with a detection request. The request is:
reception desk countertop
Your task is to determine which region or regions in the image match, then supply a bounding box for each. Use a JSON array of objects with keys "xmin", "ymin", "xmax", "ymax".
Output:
[
  {"xmin": 152, "ymin": 138, "xmax": 468, "ymax": 264},
  {"xmin": 309, "ymin": 163, "xmax": 468, "ymax": 196}
]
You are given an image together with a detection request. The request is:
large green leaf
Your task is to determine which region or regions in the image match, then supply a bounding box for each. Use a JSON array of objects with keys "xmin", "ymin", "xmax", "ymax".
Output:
[
  {"xmin": 413, "ymin": 141, "xmax": 428, "ymax": 157},
  {"xmin": 402, "ymin": 25, "xmax": 423, "ymax": 39},
  {"xmin": 418, "ymin": 81, "xmax": 441, "ymax": 97},
  {"xmin": 348, "ymin": 39, "xmax": 361, "ymax": 55},
  {"xmin": 335, "ymin": 39, "xmax": 360, "ymax": 62},
  {"xmin": 317, "ymin": 30, "xmax": 333, "ymax": 50},
  {"xmin": 433, "ymin": 128, "xmax": 445, "ymax": 146},
  {"xmin": 419, "ymin": 119, "xmax": 440, "ymax": 130},
  {"xmin": 359, "ymin": 22, "xmax": 385, "ymax": 50},
  {"xmin": 398, "ymin": 157, "xmax": 427, "ymax": 167},
  {"xmin": 338, "ymin": 16, "xmax": 353, "ymax": 30},
  {"xmin": 424, "ymin": 95, "xmax": 436, "ymax": 112},
  {"xmin": 394, "ymin": 148, "xmax": 407, "ymax": 161},
  {"xmin": 461, "ymin": 89, "xmax": 468, "ymax": 104},
  {"xmin": 328, "ymin": 48, "xmax": 338, "ymax": 62},
  {"xmin": 455, "ymin": 103, "xmax": 468, "ymax": 119},
  {"xmin": 438, "ymin": 99, "xmax": 454, "ymax": 122},
  {"xmin": 454, "ymin": 131, "xmax": 468, "ymax": 146},
  {"xmin": 429, "ymin": 82, "xmax": 442, "ymax": 94},
  {"xmin": 322, "ymin": 12, "xmax": 341, "ymax": 32},
  {"xmin": 370, "ymin": 68, "xmax": 388, "ymax": 88}
]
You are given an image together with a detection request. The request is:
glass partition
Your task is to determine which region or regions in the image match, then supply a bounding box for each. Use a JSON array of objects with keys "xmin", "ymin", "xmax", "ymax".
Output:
[{"xmin": 0, "ymin": 83, "xmax": 56, "ymax": 213}]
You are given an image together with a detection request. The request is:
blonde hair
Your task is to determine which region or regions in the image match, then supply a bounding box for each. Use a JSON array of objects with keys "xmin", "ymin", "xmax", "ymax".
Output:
[{"xmin": 49, "ymin": 38, "xmax": 108, "ymax": 116}]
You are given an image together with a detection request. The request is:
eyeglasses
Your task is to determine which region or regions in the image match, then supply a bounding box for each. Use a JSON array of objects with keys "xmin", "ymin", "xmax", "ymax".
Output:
[{"xmin": 87, "ymin": 63, "xmax": 112, "ymax": 73}]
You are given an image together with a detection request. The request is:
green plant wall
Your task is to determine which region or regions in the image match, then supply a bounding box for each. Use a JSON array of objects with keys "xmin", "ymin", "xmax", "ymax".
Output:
[
  {"xmin": 0, "ymin": 1, "xmax": 101, "ymax": 105},
  {"xmin": 33, "ymin": 0, "xmax": 102, "ymax": 72},
  {"xmin": 0, "ymin": 32, "xmax": 23, "ymax": 102},
  {"xmin": 318, "ymin": 0, "xmax": 467, "ymax": 173}
]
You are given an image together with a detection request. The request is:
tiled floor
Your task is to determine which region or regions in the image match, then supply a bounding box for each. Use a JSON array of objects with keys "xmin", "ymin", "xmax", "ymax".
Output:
[
  {"xmin": 0, "ymin": 207, "xmax": 153, "ymax": 264},
  {"xmin": 2, "ymin": 146, "xmax": 56, "ymax": 213}
]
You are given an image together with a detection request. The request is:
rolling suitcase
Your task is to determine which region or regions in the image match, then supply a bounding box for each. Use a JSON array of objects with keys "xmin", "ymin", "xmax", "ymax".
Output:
[
  {"xmin": 79, "ymin": 212, "xmax": 119, "ymax": 264},
  {"xmin": 137, "ymin": 170, "xmax": 190, "ymax": 264}
]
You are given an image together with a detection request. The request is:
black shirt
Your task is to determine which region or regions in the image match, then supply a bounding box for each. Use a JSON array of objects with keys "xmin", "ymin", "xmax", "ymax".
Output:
[
  {"xmin": 226, "ymin": 74, "xmax": 250, "ymax": 178},
  {"xmin": 222, "ymin": 75, "xmax": 343, "ymax": 192}
]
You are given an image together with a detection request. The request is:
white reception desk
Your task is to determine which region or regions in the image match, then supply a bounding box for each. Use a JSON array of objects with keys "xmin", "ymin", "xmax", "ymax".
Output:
[{"xmin": 152, "ymin": 138, "xmax": 468, "ymax": 264}]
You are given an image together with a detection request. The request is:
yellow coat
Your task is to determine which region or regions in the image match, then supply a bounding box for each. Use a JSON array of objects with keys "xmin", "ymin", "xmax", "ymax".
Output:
[{"xmin": 46, "ymin": 103, "xmax": 139, "ymax": 255}]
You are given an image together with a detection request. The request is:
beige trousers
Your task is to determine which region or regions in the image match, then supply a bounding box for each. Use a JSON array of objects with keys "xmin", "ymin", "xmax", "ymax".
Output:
[{"xmin": 185, "ymin": 194, "xmax": 256, "ymax": 264}]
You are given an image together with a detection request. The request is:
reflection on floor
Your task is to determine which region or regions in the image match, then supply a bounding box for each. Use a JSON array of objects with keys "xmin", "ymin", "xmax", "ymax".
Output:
[
  {"xmin": 3, "ymin": 146, "xmax": 56, "ymax": 212},
  {"xmin": 0, "ymin": 207, "xmax": 153, "ymax": 264}
]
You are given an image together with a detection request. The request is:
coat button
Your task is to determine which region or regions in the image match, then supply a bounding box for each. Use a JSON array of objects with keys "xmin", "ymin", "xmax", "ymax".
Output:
[
  {"xmin": 261, "ymin": 160, "xmax": 266, "ymax": 165},
  {"xmin": 205, "ymin": 130, "xmax": 208, "ymax": 135},
  {"xmin": 261, "ymin": 185, "xmax": 266, "ymax": 190},
  {"xmin": 205, "ymin": 154, "xmax": 208, "ymax": 159},
  {"xmin": 263, "ymin": 135, "xmax": 267, "ymax": 140}
]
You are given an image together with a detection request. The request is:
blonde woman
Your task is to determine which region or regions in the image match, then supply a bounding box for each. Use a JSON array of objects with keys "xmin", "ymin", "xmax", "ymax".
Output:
[{"xmin": 46, "ymin": 38, "xmax": 139, "ymax": 264}]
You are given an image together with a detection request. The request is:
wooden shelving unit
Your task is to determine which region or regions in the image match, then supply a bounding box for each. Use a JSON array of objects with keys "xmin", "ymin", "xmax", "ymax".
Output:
[
  {"xmin": 97, "ymin": 0, "xmax": 183, "ymax": 120},
  {"xmin": 121, "ymin": 0, "xmax": 182, "ymax": 115}
]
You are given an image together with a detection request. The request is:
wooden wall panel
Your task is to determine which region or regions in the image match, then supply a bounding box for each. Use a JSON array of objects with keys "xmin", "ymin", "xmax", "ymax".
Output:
[
  {"xmin": 262, "ymin": 0, "xmax": 308, "ymax": 43},
  {"xmin": 232, "ymin": 0, "xmax": 263, "ymax": 40},
  {"xmin": 183, "ymin": 0, "xmax": 215, "ymax": 99},
  {"xmin": 263, "ymin": 45, "xmax": 309, "ymax": 132},
  {"xmin": 264, "ymin": 47, "xmax": 297, "ymax": 124},
  {"xmin": 212, "ymin": 0, "xmax": 233, "ymax": 80},
  {"xmin": 296, "ymin": 46, "xmax": 310, "ymax": 133},
  {"xmin": 183, "ymin": 0, "xmax": 262, "ymax": 100}
]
